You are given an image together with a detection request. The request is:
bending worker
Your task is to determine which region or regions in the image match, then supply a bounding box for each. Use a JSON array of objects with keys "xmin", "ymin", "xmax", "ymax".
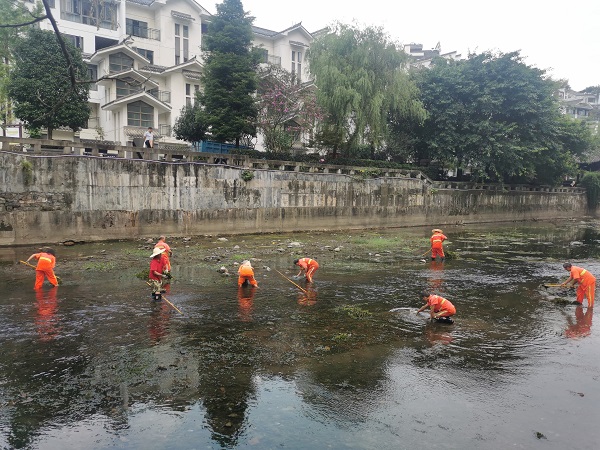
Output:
[
  {"xmin": 417, "ymin": 291, "xmax": 456, "ymax": 324},
  {"xmin": 238, "ymin": 260, "xmax": 258, "ymax": 287},
  {"xmin": 294, "ymin": 257, "xmax": 319, "ymax": 283},
  {"xmin": 26, "ymin": 248, "xmax": 59, "ymax": 290},
  {"xmin": 430, "ymin": 228, "xmax": 447, "ymax": 261},
  {"xmin": 561, "ymin": 263, "xmax": 595, "ymax": 308}
]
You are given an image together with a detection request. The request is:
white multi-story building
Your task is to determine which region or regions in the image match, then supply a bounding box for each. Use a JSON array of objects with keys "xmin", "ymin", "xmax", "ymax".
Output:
[{"xmin": 22, "ymin": 0, "xmax": 319, "ymax": 149}]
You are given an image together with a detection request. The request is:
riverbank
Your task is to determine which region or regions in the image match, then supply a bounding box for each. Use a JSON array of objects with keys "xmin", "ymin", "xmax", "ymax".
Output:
[{"xmin": 0, "ymin": 152, "xmax": 587, "ymax": 245}]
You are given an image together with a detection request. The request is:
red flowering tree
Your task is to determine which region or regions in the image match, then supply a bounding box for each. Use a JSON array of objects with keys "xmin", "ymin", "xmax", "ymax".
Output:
[{"xmin": 256, "ymin": 65, "xmax": 325, "ymax": 153}]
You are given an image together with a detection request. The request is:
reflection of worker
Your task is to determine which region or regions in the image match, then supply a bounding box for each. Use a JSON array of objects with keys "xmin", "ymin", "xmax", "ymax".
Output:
[
  {"xmin": 148, "ymin": 300, "xmax": 171, "ymax": 343},
  {"xmin": 237, "ymin": 286, "xmax": 256, "ymax": 322},
  {"xmin": 430, "ymin": 229, "xmax": 447, "ymax": 261},
  {"xmin": 424, "ymin": 322, "xmax": 453, "ymax": 345},
  {"xmin": 561, "ymin": 263, "xmax": 595, "ymax": 308},
  {"xmin": 428, "ymin": 260, "xmax": 444, "ymax": 292},
  {"xmin": 238, "ymin": 260, "xmax": 258, "ymax": 287},
  {"xmin": 564, "ymin": 305, "xmax": 593, "ymax": 339},
  {"xmin": 297, "ymin": 286, "xmax": 318, "ymax": 306},
  {"xmin": 294, "ymin": 258, "xmax": 319, "ymax": 282},
  {"xmin": 26, "ymin": 248, "xmax": 58, "ymax": 290},
  {"xmin": 417, "ymin": 291, "xmax": 456, "ymax": 324},
  {"xmin": 35, "ymin": 286, "xmax": 59, "ymax": 342},
  {"xmin": 154, "ymin": 235, "xmax": 172, "ymax": 273},
  {"xmin": 149, "ymin": 247, "xmax": 167, "ymax": 301}
]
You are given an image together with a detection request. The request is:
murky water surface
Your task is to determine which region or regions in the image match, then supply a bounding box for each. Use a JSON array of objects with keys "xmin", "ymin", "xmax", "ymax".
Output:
[{"xmin": 0, "ymin": 222, "xmax": 599, "ymax": 449}]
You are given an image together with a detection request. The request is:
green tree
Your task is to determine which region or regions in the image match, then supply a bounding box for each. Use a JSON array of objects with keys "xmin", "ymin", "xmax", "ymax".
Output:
[
  {"xmin": 173, "ymin": 104, "xmax": 207, "ymax": 142},
  {"xmin": 308, "ymin": 23, "xmax": 426, "ymax": 158},
  {"xmin": 198, "ymin": 0, "xmax": 258, "ymax": 146},
  {"xmin": 0, "ymin": 0, "xmax": 45, "ymax": 133},
  {"xmin": 256, "ymin": 65, "xmax": 324, "ymax": 153},
  {"xmin": 412, "ymin": 51, "xmax": 589, "ymax": 184},
  {"xmin": 7, "ymin": 28, "xmax": 90, "ymax": 139}
]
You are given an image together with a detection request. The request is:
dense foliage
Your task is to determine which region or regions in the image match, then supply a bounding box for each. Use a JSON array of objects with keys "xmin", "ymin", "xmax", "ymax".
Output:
[
  {"xmin": 404, "ymin": 51, "xmax": 593, "ymax": 184},
  {"xmin": 173, "ymin": 105, "xmax": 207, "ymax": 143},
  {"xmin": 308, "ymin": 23, "xmax": 426, "ymax": 157},
  {"xmin": 7, "ymin": 28, "xmax": 90, "ymax": 138},
  {"xmin": 580, "ymin": 172, "xmax": 600, "ymax": 210},
  {"xmin": 198, "ymin": 0, "xmax": 258, "ymax": 146}
]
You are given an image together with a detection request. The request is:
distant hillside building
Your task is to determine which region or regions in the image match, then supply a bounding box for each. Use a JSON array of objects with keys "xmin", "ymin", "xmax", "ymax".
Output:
[{"xmin": 403, "ymin": 42, "xmax": 462, "ymax": 68}]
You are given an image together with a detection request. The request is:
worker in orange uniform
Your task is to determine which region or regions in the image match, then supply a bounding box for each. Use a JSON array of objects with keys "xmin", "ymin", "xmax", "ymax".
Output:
[
  {"xmin": 154, "ymin": 235, "xmax": 172, "ymax": 274},
  {"xmin": 149, "ymin": 247, "xmax": 168, "ymax": 301},
  {"xmin": 294, "ymin": 257, "xmax": 319, "ymax": 283},
  {"xmin": 26, "ymin": 248, "xmax": 59, "ymax": 290},
  {"xmin": 417, "ymin": 291, "xmax": 456, "ymax": 324},
  {"xmin": 561, "ymin": 263, "xmax": 595, "ymax": 308},
  {"xmin": 430, "ymin": 229, "xmax": 447, "ymax": 261},
  {"xmin": 238, "ymin": 260, "xmax": 258, "ymax": 287}
]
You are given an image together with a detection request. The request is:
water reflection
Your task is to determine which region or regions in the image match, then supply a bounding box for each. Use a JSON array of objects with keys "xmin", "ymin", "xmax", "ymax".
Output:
[
  {"xmin": 0, "ymin": 223, "xmax": 599, "ymax": 449},
  {"xmin": 237, "ymin": 286, "xmax": 256, "ymax": 322},
  {"xmin": 297, "ymin": 286, "xmax": 318, "ymax": 306},
  {"xmin": 564, "ymin": 305, "xmax": 593, "ymax": 339},
  {"xmin": 34, "ymin": 287, "xmax": 60, "ymax": 342}
]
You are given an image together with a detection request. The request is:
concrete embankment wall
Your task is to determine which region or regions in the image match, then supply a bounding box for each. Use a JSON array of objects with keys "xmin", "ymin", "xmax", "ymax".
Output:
[{"xmin": 0, "ymin": 152, "xmax": 587, "ymax": 245}]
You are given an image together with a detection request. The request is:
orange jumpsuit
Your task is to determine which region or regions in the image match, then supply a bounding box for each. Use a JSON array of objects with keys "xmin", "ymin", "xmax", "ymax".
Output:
[
  {"xmin": 238, "ymin": 265, "xmax": 258, "ymax": 287},
  {"xmin": 297, "ymin": 258, "xmax": 319, "ymax": 282},
  {"xmin": 430, "ymin": 232, "xmax": 447, "ymax": 259},
  {"xmin": 154, "ymin": 240, "xmax": 171, "ymax": 271},
  {"xmin": 427, "ymin": 294, "xmax": 456, "ymax": 318},
  {"xmin": 569, "ymin": 266, "xmax": 595, "ymax": 307},
  {"xmin": 31, "ymin": 252, "xmax": 58, "ymax": 290}
]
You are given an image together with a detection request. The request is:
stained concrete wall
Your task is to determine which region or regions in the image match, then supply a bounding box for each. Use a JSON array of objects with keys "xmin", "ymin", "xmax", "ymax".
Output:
[{"xmin": 0, "ymin": 152, "xmax": 587, "ymax": 245}]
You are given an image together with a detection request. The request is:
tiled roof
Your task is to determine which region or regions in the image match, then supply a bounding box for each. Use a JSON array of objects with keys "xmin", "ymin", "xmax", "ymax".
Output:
[
  {"xmin": 182, "ymin": 70, "xmax": 202, "ymax": 80},
  {"xmin": 252, "ymin": 26, "xmax": 279, "ymax": 37},
  {"xmin": 172, "ymin": 10, "xmax": 195, "ymax": 21},
  {"xmin": 139, "ymin": 65, "xmax": 168, "ymax": 73},
  {"xmin": 127, "ymin": 0, "xmax": 155, "ymax": 5}
]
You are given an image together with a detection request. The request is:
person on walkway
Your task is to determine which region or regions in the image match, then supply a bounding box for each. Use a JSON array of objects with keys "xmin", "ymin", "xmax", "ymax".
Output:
[
  {"xmin": 26, "ymin": 247, "xmax": 58, "ymax": 290},
  {"xmin": 143, "ymin": 127, "xmax": 154, "ymax": 148},
  {"xmin": 417, "ymin": 291, "xmax": 456, "ymax": 324},
  {"xmin": 294, "ymin": 258, "xmax": 319, "ymax": 283},
  {"xmin": 430, "ymin": 229, "xmax": 447, "ymax": 261},
  {"xmin": 154, "ymin": 235, "xmax": 172, "ymax": 274},
  {"xmin": 149, "ymin": 247, "xmax": 168, "ymax": 301},
  {"xmin": 238, "ymin": 260, "xmax": 258, "ymax": 287},
  {"xmin": 561, "ymin": 263, "xmax": 595, "ymax": 308}
]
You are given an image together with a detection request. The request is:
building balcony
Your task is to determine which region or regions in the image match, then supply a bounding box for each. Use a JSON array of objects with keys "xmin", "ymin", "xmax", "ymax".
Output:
[
  {"xmin": 148, "ymin": 89, "xmax": 171, "ymax": 104},
  {"xmin": 126, "ymin": 24, "xmax": 161, "ymax": 41}
]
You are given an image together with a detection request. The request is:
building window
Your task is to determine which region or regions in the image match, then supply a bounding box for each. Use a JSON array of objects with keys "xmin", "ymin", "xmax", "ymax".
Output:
[
  {"xmin": 292, "ymin": 51, "xmax": 302, "ymax": 80},
  {"xmin": 116, "ymin": 79, "xmax": 141, "ymax": 98},
  {"xmin": 259, "ymin": 48, "xmax": 268, "ymax": 64},
  {"xmin": 60, "ymin": 0, "xmax": 118, "ymax": 30},
  {"xmin": 126, "ymin": 18, "xmax": 149, "ymax": 39},
  {"xmin": 185, "ymin": 84, "xmax": 192, "ymax": 106},
  {"xmin": 109, "ymin": 52, "xmax": 134, "ymax": 73},
  {"xmin": 127, "ymin": 101, "xmax": 153, "ymax": 128},
  {"xmin": 175, "ymin": 23, "xmax": 189, "ymax": 65},
  {"xmin": 63, "ymin": 33, "xmax": 84, "ymax": 50},
  {"xmin": 87, "ymin": 64, "xmax": 98, "ymax": 91},
  {"xmin": 134, "ymin": 48, "xmax": 154, "ymax": 64}
]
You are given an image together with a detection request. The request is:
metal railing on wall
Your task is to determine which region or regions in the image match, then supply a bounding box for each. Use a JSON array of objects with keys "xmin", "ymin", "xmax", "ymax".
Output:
[{"xmin": 0, "ymin": 136, "xmax": 586, "ymax": 193}]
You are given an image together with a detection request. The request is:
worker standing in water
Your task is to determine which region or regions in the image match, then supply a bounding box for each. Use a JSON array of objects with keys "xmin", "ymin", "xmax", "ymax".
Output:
[
  {"xmin": 26, "ymin": 248, "xmax": 59, "ymax": 290},
  {"xmin": 430, "ymin": 229, "xmax": 447, "ymax": 261}
]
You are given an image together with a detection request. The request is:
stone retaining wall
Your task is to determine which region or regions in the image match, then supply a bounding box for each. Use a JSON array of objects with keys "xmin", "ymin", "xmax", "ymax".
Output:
[{"xmin": 0, "ymin": 152, "xmax": 588, "ymax": 245}]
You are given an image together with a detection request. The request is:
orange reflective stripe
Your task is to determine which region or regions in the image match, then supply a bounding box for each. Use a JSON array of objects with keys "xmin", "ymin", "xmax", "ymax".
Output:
[
  {"xmin": 581, "ymin": 269, "xmax": 587, "ymax": 275},
  {"xmin": 307, "ymin": 259, "xmax": 313, "ymax": 265},
  {"xmin": 440, "ymin": 298, "xmax": 446, "ymax": 305},
  {"xmin": 39, "ymin": 257, "xmax": 52, "ymax": 263}
]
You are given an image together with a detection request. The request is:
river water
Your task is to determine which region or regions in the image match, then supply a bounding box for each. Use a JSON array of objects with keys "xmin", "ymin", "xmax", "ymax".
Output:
[{"xmin": 0, "ymin": 222, "xmax": 598, "ymax": 449}]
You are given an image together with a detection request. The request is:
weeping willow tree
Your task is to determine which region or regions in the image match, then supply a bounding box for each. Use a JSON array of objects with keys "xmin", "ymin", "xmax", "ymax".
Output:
[{"xmin": 308, "ymin": 23, "xmax": 426, "ymax": 157}]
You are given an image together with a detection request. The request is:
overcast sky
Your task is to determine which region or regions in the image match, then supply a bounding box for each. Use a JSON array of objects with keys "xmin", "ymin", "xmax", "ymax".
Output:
[{"xmin": 221, "ymin": 0, "xmax": 599, "ymax": 91}]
